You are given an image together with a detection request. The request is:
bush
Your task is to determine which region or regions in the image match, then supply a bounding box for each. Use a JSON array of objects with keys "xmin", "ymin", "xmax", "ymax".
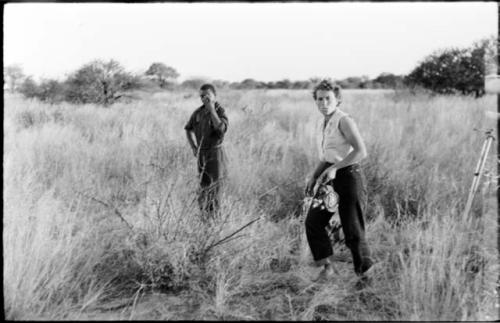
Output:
[
  {"xmin": 37, "ymin": 79, "xmax": 66, "ymax": 104},
  {"xmin": 145, "ymin": 63, "xmax": 179, "ymax": 88},
  {"xmin": 18, "ymin": 77, "xmax": 65, "ymax": 104},
  {"xmin": 65, "ymin": 59, "xmax": 139, "ymax": 106},
  {"xmin": 405, "ymin": 37, "xmax": 497, "ymax": 97},
  {"xmin": 181, "ymin": 78, "xmax": 209, "ymax": 91},
  {"xmin": 18, "ymin": 77, "xmax": 40, "ymax": 99},
  {"xmin": 4, "ymin": 64, "xmax": 25, "ymax": 93}
]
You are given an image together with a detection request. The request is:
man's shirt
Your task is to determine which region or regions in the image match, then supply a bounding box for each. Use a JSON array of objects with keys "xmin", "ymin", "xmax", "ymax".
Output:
[{"xmin": 184, "ymin": 102, "xmax": 228, "ymax": 150}]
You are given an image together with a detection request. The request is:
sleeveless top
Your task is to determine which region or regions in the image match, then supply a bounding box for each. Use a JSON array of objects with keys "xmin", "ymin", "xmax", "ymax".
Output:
[{"xmin": 316, "ymin": 108, "xmax": 353, "ymax": 163}]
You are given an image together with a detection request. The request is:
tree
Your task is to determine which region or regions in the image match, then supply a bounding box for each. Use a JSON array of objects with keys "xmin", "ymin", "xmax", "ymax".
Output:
[
  {"xmin": 212, "ymin": 79, "xmax": 230, "ymax": 90},
  {"xmin": 339, "ymin": 76, "xmax": 363, "ymax": 89},
  {"xmin": 181, "ymin": 78, "xmax": 208, "ymax": 90},
  {"xmin": 309, "ymin": 77, "xmax": 322, "ymax": 85},
  {"xmin": 483, "ymin": 35, "xmax": 498, "ymax": 76},
  {"xmin": 405, "ymin": 37, "xmax": 496, "ymax": 97},
  {"xmin": 461, "ymin": 37, "xmax": 496, "ymax": 96},
  {"xmin": 65, "ymin": 59, "xmax": 136, "ymax": 105},
  {"xmin": 37, "ymin": 79, "xmax": 66, "ymax": 103},
  {"xmin": 406, "ymin": 48, "xmax": 467, "ymax": 95},
  {"xmin": 360, "ymin": 80, "xmax": 373, "ymax": 89},
  {"xmin": 18, "ymin": 77, "xmax": 65, "ymax": 103},
  {"xmin": 236, "ymin": 78, "xmax": 265, "ymax": 89},
  {"xmin": 275, "ymin": 79, "xmax": 292, "ymax": 89},
  {"xmin": 145, "ymin": 63, "xmax": 179, "ymax": 88},
  {"xmin": 292, "ymin": 81, "xmax": 311, "ymax": 90},
  {"xmin": 373, "ymin": 73, "xmax": 404, "ymax": 89},
  {"xmin": 18, "ymin": 77, "xmax": 39, "ymax": 98},
  {"xmin": 4, "ymin": 64, "xmax": 25, "ymax": 93}
]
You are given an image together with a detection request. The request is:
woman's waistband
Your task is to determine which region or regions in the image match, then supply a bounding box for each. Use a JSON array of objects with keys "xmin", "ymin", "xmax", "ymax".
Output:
[{"xmin": 326, "ymin": 163, "xmax": 361, "ymax": 174}]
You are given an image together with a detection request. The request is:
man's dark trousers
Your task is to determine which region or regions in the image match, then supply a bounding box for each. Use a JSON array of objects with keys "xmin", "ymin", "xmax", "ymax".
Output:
[{"xmin": 197, "ymin": 146, "xmax": 227, "ymax": 218}]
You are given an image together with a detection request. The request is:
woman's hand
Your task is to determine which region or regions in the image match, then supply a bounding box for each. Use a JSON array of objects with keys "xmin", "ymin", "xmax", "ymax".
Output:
[
  {"xmin": 305, "ymin": 177, "xmax": 316, "ymax": 196},
  {"xmin": 317, "ymin": 167, "xmax": 337, "ymax": 185}
]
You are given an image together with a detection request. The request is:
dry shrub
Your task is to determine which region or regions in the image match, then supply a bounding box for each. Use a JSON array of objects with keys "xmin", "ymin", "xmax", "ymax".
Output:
[{"xmin": 3, "ymin": 90, "xmax": 498, "ymax": 320}]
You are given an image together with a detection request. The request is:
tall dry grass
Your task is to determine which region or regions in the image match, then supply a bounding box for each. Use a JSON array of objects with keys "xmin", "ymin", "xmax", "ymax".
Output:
[{"xmin": 3, "ymin": 89, "xmax": 498, "ymax": 320}]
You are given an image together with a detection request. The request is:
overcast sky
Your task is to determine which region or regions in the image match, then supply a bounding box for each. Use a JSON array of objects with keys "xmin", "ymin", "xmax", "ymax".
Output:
[{"xmin": 4, "ymin": 2, "xmax": 498, "ymax": 82}]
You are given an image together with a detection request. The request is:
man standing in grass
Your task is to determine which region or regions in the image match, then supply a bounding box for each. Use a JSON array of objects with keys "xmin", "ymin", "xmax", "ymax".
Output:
[{"xmin": 185, "ymin": 84, "xmax": 229, "ymax": 220}]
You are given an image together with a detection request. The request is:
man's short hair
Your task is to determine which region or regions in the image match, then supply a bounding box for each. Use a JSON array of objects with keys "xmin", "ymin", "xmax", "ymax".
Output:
[{"xmin": 200, "ymin": 83, "xmax": 216, "ymax": 96}]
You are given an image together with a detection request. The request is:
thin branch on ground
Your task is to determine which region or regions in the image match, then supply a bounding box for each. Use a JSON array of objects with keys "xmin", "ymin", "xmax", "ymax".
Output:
[
  {"xmin": 75, "ymin": 190, "xmax": 134, "ymax": 231},
  {"xmin": 204, "ymin": 216, "xmax": 262, "ymax": 254}
]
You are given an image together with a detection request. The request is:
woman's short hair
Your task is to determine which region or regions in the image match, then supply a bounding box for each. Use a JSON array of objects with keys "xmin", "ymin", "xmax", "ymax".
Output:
[
  {"xmin": 200, "ymin": 83, "xmax": 216, "ymax": 96},
  {"xmin": 312, "ymin": 79, "xmax": 342, "ymax": 105}
]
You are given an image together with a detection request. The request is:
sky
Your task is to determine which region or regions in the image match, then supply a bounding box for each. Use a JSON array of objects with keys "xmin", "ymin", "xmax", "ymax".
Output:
[{"xmin": 3, "ymin": 2, "xmax": 498, "ymax": 82}]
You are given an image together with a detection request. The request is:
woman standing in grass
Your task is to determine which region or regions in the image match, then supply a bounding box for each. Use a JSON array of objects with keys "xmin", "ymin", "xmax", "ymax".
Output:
[{"xmin": 305, "ymin": 80, "xmax": 374, "ymax": 281}]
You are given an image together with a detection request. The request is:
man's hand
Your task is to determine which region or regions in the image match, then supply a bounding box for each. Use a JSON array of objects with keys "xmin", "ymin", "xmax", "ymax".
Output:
[
  {"xmin": 202, "ymin": 96, "xmax": 216, "ymax": 111},
  {"xmin": 202, "ymin": 95, "xmax": 223, "ymax": 131},
  {"xmin": 317, "ymin": 167, "xmax": 337, "ymax": 185},
  {"xmin": 305, "ymin": 177, "xmax": 316, "ymax": 196},
  {"xmin": 191, "ymin": 146, "xmax": 198, "ymax": 157}
]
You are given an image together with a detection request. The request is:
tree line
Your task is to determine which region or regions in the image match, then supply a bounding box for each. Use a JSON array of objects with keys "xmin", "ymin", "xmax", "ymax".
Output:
[
  {"xmin": 4, "ymin": 36, "xmax": 496, "ymax": 105},
  {"xmin": 4, "ymin": 61, "xmax": 407, "ymax": 106}
]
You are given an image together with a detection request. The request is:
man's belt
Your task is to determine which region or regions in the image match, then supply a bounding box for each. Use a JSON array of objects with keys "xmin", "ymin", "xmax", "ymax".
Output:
[{"xmin": 199, "ymin": 144, "xmax": 223, "ymax": 150}]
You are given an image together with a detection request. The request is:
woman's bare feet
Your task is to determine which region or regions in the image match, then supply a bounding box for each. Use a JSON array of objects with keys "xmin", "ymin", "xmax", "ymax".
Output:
[{"xmin": 314, "ymin": 264, "xmax": 335, "ymax": 282}]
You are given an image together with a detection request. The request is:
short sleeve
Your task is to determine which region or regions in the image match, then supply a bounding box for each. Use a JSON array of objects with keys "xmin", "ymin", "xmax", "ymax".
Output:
[{"xmin": 184, "ymin": 111, "xmax": 196, "ymax": 131}]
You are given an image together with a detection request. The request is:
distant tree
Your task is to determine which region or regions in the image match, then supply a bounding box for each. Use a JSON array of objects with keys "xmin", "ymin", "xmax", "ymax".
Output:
[
  {"xmin": 291, "ymin": 80, "xmax": 311, "ymax": 89},
  {"xmin": 265, "ymin": 81, "xmax": 277, "ymax": 89},
  {"xmin": 405, "ymin": 48, "xmax": 465, "ymax": 95},
  {"xmin": 181, "ymin": 78, "xmax": 208, "ymax": 90},
  {"xmin": 359, "ymin": 80, "xmax": 372, "ymax": 89},
  {"xmin": 337, "ymin": 79, "xmax": 350, "ymax": 89},
  {"xmin": 4, "ymin": 64, "xmax": 25, "ymax": 93},
  {"xmin": 373, "ymin": 73, "xmax": 404, "ymax": 88},
  {"xmin": 275, "ymin": 79, "xmax": 292, "ymax": 89},
  {"xmin": 37, "ymin": 79, "xmax": 66, "ymax": 103},
  {"xmin": 483, "ymin": 35, "xmax": 498, "ymax": 76},
  {"xmin": 18, "ymin": 76, "xmax": 39, "ymax": 98},
  {"xmin": 118, "ymin": 74, "xmax": 144, "ymax": 92},
  {"xmin": 347, "ymin": 77, "xmax": 362, "ymax": 88},
  {"xmin": 458, "ymin": 37, "xmax": 496, "ymax": 96},
  {"xmin": 18, "ymin": 77, "xmax": 66, "ymax": 103},
  {"xmin": 212, "ymin": 79, "xmax": 230, "ymax": 90},
  {"xmin": 405, "ymin": 37, "xmax": 496, "ymax": 97},
  {"xmin": 65, "ymin": 59, "xmax": 136, "ymax": 105},
  {"xmin": 145, "ymin": 62, "xmax": 179, "ymax": 88},
  {"xmin": 309, "ymin": 77, "xmax": 322, "ymax": 85},
  {"xmin": 229, "ymin": 81, "xmax": 240, "ymax": 89},
  {"xmin": 339, "ymin": 76, "xmax": 363, "ymax": 89},
  {"xmin": 238, "ymin": 78, "xmax": 263, "ymax": 89}
]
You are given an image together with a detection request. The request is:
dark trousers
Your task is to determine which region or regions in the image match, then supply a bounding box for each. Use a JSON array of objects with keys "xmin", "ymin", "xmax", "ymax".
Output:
[
  {"xmin": 197, "ymin": 147, "xmax": 227, "ymax": 218},
  {"xmin": 305, "ymin": 164, "xmax": 373, "ymax": 275}
]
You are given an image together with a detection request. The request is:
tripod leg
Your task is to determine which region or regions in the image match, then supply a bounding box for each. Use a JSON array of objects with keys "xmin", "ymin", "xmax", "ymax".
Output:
[
  {"xmin": 463, "ymin": 137, "xmax": 494, "ymax": 220},
  {"xmin": 464, "ymin": 139, "xmax": 489, "ymax": 218}
]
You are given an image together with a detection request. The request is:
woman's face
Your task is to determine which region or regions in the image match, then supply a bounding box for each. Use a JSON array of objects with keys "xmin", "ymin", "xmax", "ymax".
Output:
[{"xmin": 315, "ymin": 90, "xmax": 338, "ymax": 116}]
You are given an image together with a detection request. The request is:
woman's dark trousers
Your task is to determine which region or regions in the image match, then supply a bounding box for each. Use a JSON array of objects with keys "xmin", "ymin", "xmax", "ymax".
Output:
[{"xmin": 305, "ymin": 164, "xmax": 373, "ymax": 275}]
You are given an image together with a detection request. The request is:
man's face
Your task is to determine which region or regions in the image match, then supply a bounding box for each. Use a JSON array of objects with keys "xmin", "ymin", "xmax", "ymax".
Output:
[{"xmin": 200, "ymin": 89, "xmax": 216, "ymax": 105}]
